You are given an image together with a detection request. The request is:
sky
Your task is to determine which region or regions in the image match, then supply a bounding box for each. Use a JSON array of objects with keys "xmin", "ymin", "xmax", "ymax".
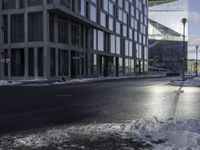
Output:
[
  {"xmin": 149, "ymin": 0, "xmax": 200, "ymax": 60},
  {"xmin": 188, "ymin": 0, "xmax": 200, "ymax": 37},
  {"xmin": 188, "ymin": 0, "xmax": 200, "ymax": 59}
]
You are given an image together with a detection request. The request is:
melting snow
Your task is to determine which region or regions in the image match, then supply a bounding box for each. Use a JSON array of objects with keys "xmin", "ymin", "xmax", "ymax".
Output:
[
  {"xmin": 171, "ymin": 77, "xmax": 200, "ymax": 87},
  {"xmin": 0, "ymin": 80, "xmax": 21, "ymax": 86},
  {"xmin": 1, "ymin": 118, "xmax": 200, "ymax": 149}
]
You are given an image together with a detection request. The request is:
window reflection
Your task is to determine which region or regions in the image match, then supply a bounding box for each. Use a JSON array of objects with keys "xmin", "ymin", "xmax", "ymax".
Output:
[
  {"xmin": 90, "ymin": 5, "xmax": 97, "ymax": 22},
  {"xmin": 98, "ymin": 31, "xmax": 104, "ymax": 51}
]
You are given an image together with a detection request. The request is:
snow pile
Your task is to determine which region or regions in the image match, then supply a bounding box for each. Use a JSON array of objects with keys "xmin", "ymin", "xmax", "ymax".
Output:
[
  {"xmin": 119, "ymin": 118, "xmax": 200, "ymax": 150},
  {"xmin": 1, "ymin": 118, "xmax": 200, "ymax": 149},
  {"xmin": 171, "ymin": 77, "xmax": 200, "ymax": 87},
  {"xmin": 0, "ymin": 80, "xmax": 21, "ymax": 86},
  {"xmin": 53, "ymin": 78, "xmax": 99, "ymax": 85}
]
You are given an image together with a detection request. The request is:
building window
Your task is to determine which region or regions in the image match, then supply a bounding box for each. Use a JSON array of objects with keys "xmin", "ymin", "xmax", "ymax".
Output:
[
  {"xmin": 19, "ymin": 0, "xmax": 25, "ymax": 8},
  {"xmin": 90, "ymin": 54, "xmax": 97, "ymax": 76},
  {"xmin": 136, "ymin": 44, "xmax": 142, "ymax": 59},
  {"xmin": 58, "ymin": 18, "xmax": 69, "ymax": 44},
  {"xmin": 119, "ymin": 57, "xmax": 123, "ymax": 75},
  {"xmin": 49, "ymin": 14, "xmax": 54, "ymax": 42},
  {"xmin": 98, "ymin": 31, "xmax": 104, "ymax": 51},
  {"xmin": 116, "ymin": 21, "xmax": 121, "ymax": 35},
  {"xmin": 118, "ymin": 9, "xmax": 123, "ymax": 21},
  {"xmin": 103, "ymin": 0, "xmax": 108, "ymax": 12},
  {"xmin": 3, "ymin": 15, "xmax": 8, "ymax": 43},
  {"xmin": 129, "ymin": 41, "xmax": 133, "ymax": 57},
  {"xmin": 78, "ymin": 0, "xmax": 85, "ymax": 16},
  {"xmin": 125, "ymin": 39, "xmax": 129, "ymax": 56},
  {"xmin": 28, "ymin": 48, "xmax": 34, "ymax": 76},
  {"xmin": 90, "ymin": 29, "xmax": 97, "ymax": 50},
  {"xmin": 123, "ymin": 12, "xmax": 128, "ymax": 24},
  {"xmin": 134, "ymin": 31, "xmax": 138, "ymax": 42},
  {"xmin": 2, "ymin": 0, "xmax": 15, "ymax": 10},
  {"xmin": 71, "ymin": 23, "xmax": 80, "ymax": 46},
  {"xmin": 91, "ymin": 0, "xmax": 96, "ymax": 4},
  {"xmin": 144, "ymin": 47, "xmax": 148, "ymax": 59},
  {"xmin": 47, "ymin": 0, "xmax": 54, "ymax": 4},
  {"xmin": 3, "ymin": 49, "xmax": 8, "ymax": 76},
  {"xmin": 109, "ymin": 2, "xmax": 113, "ymax": 16},
  {"xmin": 144, "ymin": 61, "xmax": 148, "ymax": 72},
  {"xmin": 28, "ymin": 0, "xmax": 43, "ymax": 6},
  {"xmin": 130, "ymin": 59, "xmax": 134, "ymax": 73},
  {"xmin": 123, "ymin": 25, "xmax": 127, "ymax": 37},
  {"xmin": 118, "ymin": 0, "xmax": 123, "ymax": 8},
  {"xmin": 131, "ymin": 6, "xmax": 134, "ymax": 16},
  {"xmin": 28, "ymin": 12, "xmax": 43, "ymax": 41},
  {"xmin": 11, "ymin": 14, "xmax": 24, "ymax": 43},
  {"xmin": 90, "ymin": 5, "xmax": 97, "ymax": 22},
  {"xmin": 100, "ymin": 12, "xmax": 106, "ymax": 27},
  {"xmin": 50, "ymin": 48, "xmax": 56, "ymax": 76},
  {"xmin": 59, "ymin": 50, "xmax": 69, "ymax": 76},
  {"xmin": 93, "ymin": 29, "xmax": 97, "ymax": 50},
  {"xmin": 116, "ymin": 36, "xmax": 121, "ymax": 55},
  {"xmin": 110, "ymin": 35, "xmax": 115, "ymax": 54},
  {"xmin": 129, "ymin": 28, "xmax": 133, "ymax": 39},
  {"xmin": 38, "ymin": 47, "xmax": 44, "ymax": 76},
  {"xmin": 125, "ymin": 1, "xmax": 129, "ymax": 13},
  {"xmin": 60, "ymin": 0, "xmax": 71, "ymax": 8},
  {"xmin": 109, "ymin": 17, "xmax": 113, "ymax": 31},
  {"xmin": 11, "ymin": 49, "xmax": 25, "ymax": 76}
]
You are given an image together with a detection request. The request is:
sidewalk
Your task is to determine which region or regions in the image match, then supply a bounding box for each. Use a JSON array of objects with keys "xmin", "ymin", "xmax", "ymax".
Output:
[
  {"xmin": 0, "ymin": 74, "xmax": 166, "ymax": 87},
  {"xmin": 170, "ymin": 77, "xmax": 200, "ymax": 87}
]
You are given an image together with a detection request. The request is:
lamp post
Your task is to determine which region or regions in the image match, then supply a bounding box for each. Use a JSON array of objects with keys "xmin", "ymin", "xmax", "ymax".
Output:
[
  {"xmin": 181, "ymin": 18, "xmax": 187, "ymax": 81},
  {"xmin": 196, "ymin": 45, "xmax": 199, "ymax": 77}
]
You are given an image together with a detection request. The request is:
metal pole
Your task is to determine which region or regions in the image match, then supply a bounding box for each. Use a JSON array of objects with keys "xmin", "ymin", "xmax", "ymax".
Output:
[
  {"xmin": 181, "ymin": 18, "xmax": 187, "ymax": 81},
  {"xmin": 182, "ymin": 23, "xmax": 185, "ymax": 81},
  {"xmin": 196, "ymin": 46, "xmax": 199, "ymax": 77}
]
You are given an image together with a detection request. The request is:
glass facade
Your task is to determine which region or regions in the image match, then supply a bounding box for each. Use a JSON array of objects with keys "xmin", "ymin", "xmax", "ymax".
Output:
[
  {"xmin": 149, "ymin": 0, "xmax": 188, "ymax": 73},
  {"xmin": 28, "ymin": 12, "xmax": 43, "ymax": 41},
  {"xmin": 0, "ymin": 0, "xmax": 148, "ymax": 79},
  {"xmin": 11, "ymin": 14, "xmax": 24, "ymax": 42}
]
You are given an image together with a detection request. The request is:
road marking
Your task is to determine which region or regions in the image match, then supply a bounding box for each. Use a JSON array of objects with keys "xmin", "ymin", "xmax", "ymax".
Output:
[{"xmin": 57, "ymin": 94, "xmax": 73, "ymax": 97}]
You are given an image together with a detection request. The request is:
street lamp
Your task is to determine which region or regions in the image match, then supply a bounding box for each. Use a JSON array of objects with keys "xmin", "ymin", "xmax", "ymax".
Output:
[
  {"xmin": 196, "ymin": 45, "xmax": 199, "ymax": 77},
  {"xmin": 181, "ymin": 18, "xmax": 187, "ymax": 81}
]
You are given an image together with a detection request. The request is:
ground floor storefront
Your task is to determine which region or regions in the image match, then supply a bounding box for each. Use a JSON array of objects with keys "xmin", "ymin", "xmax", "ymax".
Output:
[{"xmin": 0, "ymin": 47, "xmax": 148, "ymax": 80}]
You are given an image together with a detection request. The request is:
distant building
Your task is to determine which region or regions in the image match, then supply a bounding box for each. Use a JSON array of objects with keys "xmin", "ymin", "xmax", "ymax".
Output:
[
  {"xmin": 148, "ymin": 0, "xmax": 188, "ymax": 73},
  {"xmin": 0, "ymin": 0, "xmax": 148, "ymax": 80},
  {"xmin": 187, "ymin": 59, "xmax": 200, "ymax": 73}
]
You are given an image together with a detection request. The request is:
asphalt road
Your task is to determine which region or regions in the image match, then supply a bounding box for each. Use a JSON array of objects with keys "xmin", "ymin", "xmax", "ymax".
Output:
[{"xmin": 0, "ymin": 77, "xmax": 200, "ymax": 135}]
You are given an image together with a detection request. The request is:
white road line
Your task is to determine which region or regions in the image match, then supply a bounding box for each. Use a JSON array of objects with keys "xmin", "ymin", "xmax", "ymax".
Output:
[{"xmin": 57, "ymin": 94, "xmax": 73, "ymax": 97}]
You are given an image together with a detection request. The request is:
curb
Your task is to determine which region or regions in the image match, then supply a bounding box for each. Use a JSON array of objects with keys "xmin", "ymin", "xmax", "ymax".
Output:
[
  {"xmin": 169, "ymin": 78, "xmax": 200, "ymax": 87},
  {"xmin": 6, "ymin": 75, "xmax": 167, "ymax": 87}
]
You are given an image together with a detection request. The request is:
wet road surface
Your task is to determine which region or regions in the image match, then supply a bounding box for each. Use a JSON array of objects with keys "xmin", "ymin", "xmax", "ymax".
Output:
[{"xmin": 0, "ymin": 77, "xmax": 200, "ymax": 135}]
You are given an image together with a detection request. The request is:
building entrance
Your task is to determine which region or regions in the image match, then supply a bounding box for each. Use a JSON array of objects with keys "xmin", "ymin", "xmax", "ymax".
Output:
[
  {"xmin": 71, "ymin": 51, "xmax": 85, "ymax": 78},
  {"xmin": 98, "ymin": 55, "xmax": 114, "ymax": 76}
]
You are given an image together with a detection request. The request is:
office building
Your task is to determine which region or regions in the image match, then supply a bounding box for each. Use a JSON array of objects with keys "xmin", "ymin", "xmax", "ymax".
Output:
[
  {"xmin": 148, "ymin": 0, "xmax": 188, "ymax": 73},
  {"xmin": 0, "ymin": 0, "xmax": 148, "ymax": 80}
]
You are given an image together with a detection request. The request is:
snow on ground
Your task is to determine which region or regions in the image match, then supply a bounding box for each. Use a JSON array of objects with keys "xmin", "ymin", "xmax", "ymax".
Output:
[
  {"xmin": 0, "ymin": 74, "xmax": 166, "ymax": 87},
  {"xmin": 0, "ymin": 80, "xmax": 22, "ymax": 86},
  {"xmin": 53, "ymin": 74, "xmax": 166, "ymax": 85},
  {"xmin": 1, "ymin": 118, "xmax": 200, "ymax": 149},
  {"xmin": 171, "ymin": 77, "xmax": 200, "ymax": 87}
]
